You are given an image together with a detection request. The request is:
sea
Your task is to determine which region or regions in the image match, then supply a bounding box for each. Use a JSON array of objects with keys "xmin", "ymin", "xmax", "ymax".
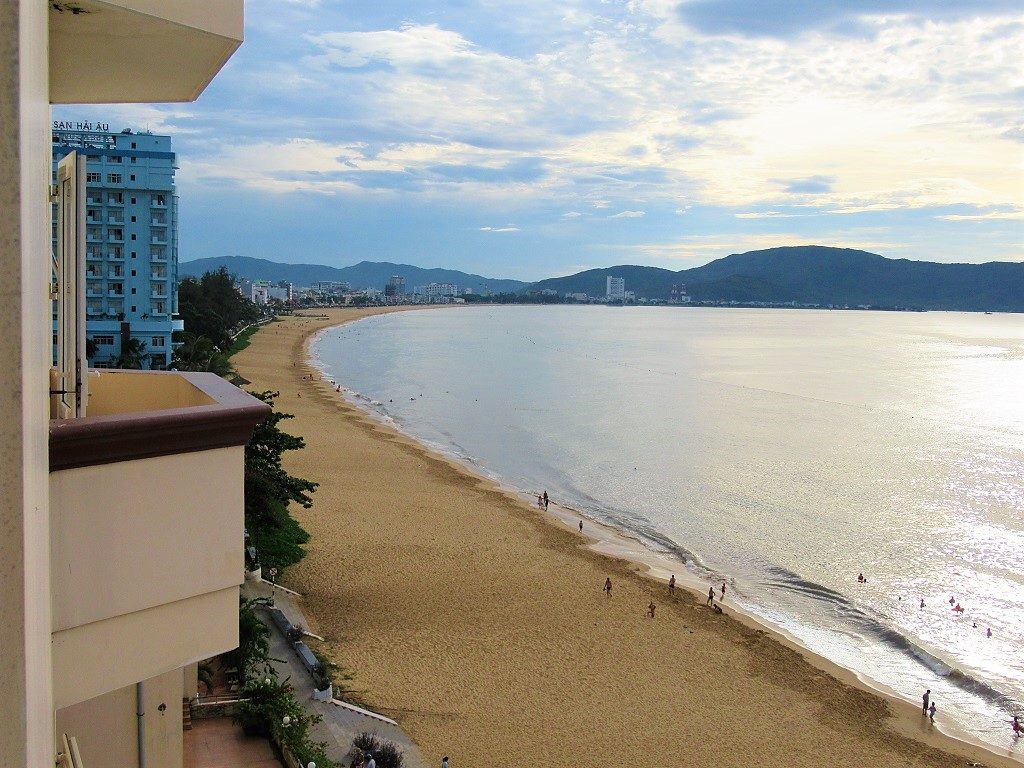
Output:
[{"xmin": 312, "ymin": 305, "xmax": 1024, "ymax": 755}]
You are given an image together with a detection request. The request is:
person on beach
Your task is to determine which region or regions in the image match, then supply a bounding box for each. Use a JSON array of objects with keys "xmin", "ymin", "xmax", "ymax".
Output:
[
  {"xmin": 579, "ymin": 520, "xmax": 583, "ymax": 532},
  {"xmin": 543, "ymin": 490, "xmax": 549, "ymax": 509},
  {"xmin": 707, "ymin": 586, "xmax": 715, "ymax": 606},
  {"xmin": 922, "ymin": 689, "xmax": 930, "ymax": 714},
  {"xmin": 669, "ymin": 574, "xmax": 676, "ymax": 594},
  {"xmin": 537, "ymin": 495, "xmax": 544, "ymax": 508},
  {"xmin": 647, "ymin": 601, "xmax": 656, "ymax": 618},
  {"xmin": 928, "ymin": 701, "xmax": 936, "ymax": 723},
  {"xmin": 604, "ymin": 577, "xmax": 612, "ymax": 597},
  {"xmin": 920, "ymin": 598, "xmax": 925, "ymax": 609},
  {"xmin": 442, "ymin": 757, "xmax": 450, "ymax": 768},
  {"xmin": 987, "ymin": 627, "xmax": 992, "ymax": 638},
  {"xmin": 721, "ymin": 581, "xmax": 727, "ymax": 600},
  {"xmin": 949, "ymin": 595, "xmax": 955, "ymax": 606},
  {"xmin": 1012, "ymin": 715, "xmax": 1021, "ymax": 736}
]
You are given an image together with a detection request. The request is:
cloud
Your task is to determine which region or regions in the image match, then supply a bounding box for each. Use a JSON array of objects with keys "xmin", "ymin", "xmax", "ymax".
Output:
[
  {"xmin": 673, "ymin": 0, "xmax": 1023, "ymax": 39},
  {"xmin": 936, "ymin": 208, "xmax": 1024, "ymax": 222},
  {"xmin": 735, "ymin": 211, "xmax": 806, "ymax": 218},
  {"xmin": 479, "ymin": 226, "xmax": 520, "ymax": 232},
  {"xmin": 775, "ymin": 175, "xmax": 836, "ymax": 195},
  {"xmin": 609, "ymin": 210, "xmax": 646, "ymax": 218},
  {"xmin": 561, "ymin": 211, "xmax": 583, "ymax": 218}
]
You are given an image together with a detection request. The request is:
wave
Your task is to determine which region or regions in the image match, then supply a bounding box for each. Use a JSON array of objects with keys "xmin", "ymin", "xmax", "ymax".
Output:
[{"xmin": 762, "ymin": 564, "xmax": 1016, "ymax": 713}]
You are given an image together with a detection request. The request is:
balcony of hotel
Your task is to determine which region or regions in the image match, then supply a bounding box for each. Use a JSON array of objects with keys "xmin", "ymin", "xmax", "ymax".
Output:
[
  {"xmin": 48, "ymin": 371, "xmax": 268, "ymax": 713},
  {"xmin": 107, "ymin": 213, "xmax": 125, "ymax": 225},
  {"xmin": 151, "ymin": 251, "xmax": 168, "ymax": 262},
  {"xmin": 151, "ymin": 233, "xmax": 168, "ymax": 245}
]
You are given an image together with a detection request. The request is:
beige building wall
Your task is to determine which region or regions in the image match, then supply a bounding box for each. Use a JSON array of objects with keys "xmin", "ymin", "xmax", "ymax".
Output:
[
  {"xmin": 0, "ymin": 2, "xmax": 55, "ymax": 765},
  {"xmin": 50, "ymin": 447, "xmax": 244, "ymax": 632},
  {"xmin": 56, "ymin": 667, "xmax": 185, "ymax": 768}
]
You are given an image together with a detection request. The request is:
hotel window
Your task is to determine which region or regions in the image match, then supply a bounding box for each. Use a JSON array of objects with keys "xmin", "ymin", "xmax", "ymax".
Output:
[
  {"xmin": 154, "ymin": 194, "xmax": 165, "ymax": 206},
  {"xmin": 107, "ymin": 173, "xmax": 121, "ymax": 183},
  {"xmin": 109, "ymin": 192, "xmax": 122, "ymax": 204},
  {"xmin": 93, "ymin": 335, "xmax": 115, "ymax": 346},
  {"xmin": 86, "ymin": 172, "xmax": 101, "ymax": 183},
  {"xmin": 130, "ymin": 197, "xmax": 137, "ymax": 204},
  {"xmin": 131, "ymin": 288, "xmax": 136, "ymax": 295},
  {"xmin": 108, "ymin": 228, "xmax": 122, "ymax": 240},
  {"xmin": 108, "ymin": 155, "xmax": 121, "ymax": 163},
  {"xmin": 130, "ymin": 174, "xmax": 136, "ymax": 181},
  {"xmin": 151, "ymin": 337, "xmax": 165, "ymax": 348},
  {"xmin": 131, "ymin": 270, "xmax": 136, "ymax": 277},
  {"xmin": 131, "ymin": 306, "xmax": 137, "ymax": 313},
  {"xmin": 131, "ymin": 234, "xmax": 136, "ymax": 241},
  {"xmin": 131, "ymin": 142, "xmax": 137, "ymax": 149},
  {"xmin": 130, "ymin": 157, "xmax": 137, "ymax": 163}
]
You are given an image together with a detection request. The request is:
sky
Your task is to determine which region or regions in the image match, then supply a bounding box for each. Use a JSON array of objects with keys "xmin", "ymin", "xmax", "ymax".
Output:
[{"xmin": 54, "ymin": 0, "xmax": 1023, "ymax": 281}]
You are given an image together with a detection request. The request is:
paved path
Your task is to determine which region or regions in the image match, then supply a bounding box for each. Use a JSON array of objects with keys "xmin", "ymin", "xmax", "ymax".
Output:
[
  {"xmin": 244, "ymin": 579, "xmax": 429, "ymax": 768},
  {"xmin": 184, "ymin": 718, "xmax": 283, "ymax": 768}
]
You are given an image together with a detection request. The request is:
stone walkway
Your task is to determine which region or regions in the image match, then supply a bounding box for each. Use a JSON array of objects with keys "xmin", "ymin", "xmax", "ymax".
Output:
[
  {"xmin": 184, "ymin": 717, "xmax": 283, "ymax": 768},
  {"xmin": 244, "ymin": 579, "xmax": 428, "ymax": 768}
]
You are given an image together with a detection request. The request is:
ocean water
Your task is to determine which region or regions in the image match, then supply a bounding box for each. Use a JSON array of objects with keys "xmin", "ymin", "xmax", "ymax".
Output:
[{"xmin": 312, "ymin": 305, "xmax": 1024, "ymax": 754}]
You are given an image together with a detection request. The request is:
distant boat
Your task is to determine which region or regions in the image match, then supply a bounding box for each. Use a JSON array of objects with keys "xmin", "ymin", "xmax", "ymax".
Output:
[{"xmin": 985, "ymin": 311, "xmax": 993, "ymax": 315}]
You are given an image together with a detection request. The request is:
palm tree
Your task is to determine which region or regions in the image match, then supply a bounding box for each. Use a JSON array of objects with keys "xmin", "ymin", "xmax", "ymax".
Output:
[
  {"xmin": 171, "ymin": 333, "xmax": 235, "ymax": 378},
  {"xmin": 115, "ymin": 337, "xmax": 148, "ymax": 369}
]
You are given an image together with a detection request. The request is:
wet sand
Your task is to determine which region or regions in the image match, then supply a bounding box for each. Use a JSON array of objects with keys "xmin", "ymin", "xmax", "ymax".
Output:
[{"xmin": 233, "ymin": 308, "xmax": 1020, "ymax": 768}]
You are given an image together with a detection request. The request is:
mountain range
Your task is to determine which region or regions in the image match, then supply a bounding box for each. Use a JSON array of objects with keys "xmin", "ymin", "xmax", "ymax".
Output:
[
  {"xmin": 180, "ymin": 247, "xmax": 1024, "ymax": 312},
  {"xmin": 179, "ymin": 255, "xmax": 527, "ymax": 294},
  {"xmin": 529, "ymin": 246, "xmax": 1024, "ymax": 312}
]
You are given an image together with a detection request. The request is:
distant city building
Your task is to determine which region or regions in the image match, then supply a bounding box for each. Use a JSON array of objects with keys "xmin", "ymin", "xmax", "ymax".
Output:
[
  {"xmin": 424, "ymin": 282, "xmax": 457, "ymax": 298},
  {"xmin": 250, "ymin": 280, "xmax": 291, "ymax": 305},
  {"xmin": 606, "ymin": 276, "xmax": 625, "ymax": 300},
  {"xmin": 566, "ymin": 292, "xmax": 589, "ymax": 301},
  {"xmin": 52, "ymin": 126, "xmax": 179, "ymax": 368},
  {"xmin": 670, "ymin": 283, "xmax": 691, "ymax": 303},
  {"xmin": 384, "ymin": 275, "xmax": 406, "ymax": 301},
  {"xmin": 624, "ymin": 290, "xmax": 636, "ymax": 302}
]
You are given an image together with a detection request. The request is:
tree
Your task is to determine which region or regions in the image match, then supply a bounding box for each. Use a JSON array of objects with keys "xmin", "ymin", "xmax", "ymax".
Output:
[
  {"xmin": 172, "ymin": 333, "xmax": 235, "ymax": 378},
  {"xmin": 245, "ymin": 391, "xmax": 318, "ymax": 570},
  {"xmin": 115, "ymin": 337, "xmax": 148, "ymax": 369},
  {"xmin": 177, "ymin": 267, "xmax": 260, "ymax": 350}
]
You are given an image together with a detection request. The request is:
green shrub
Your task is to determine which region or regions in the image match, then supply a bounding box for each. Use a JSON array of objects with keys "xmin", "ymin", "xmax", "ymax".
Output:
[{"xmin": 352, "ymin": 733, "xmax": 404, "ymax": 768}]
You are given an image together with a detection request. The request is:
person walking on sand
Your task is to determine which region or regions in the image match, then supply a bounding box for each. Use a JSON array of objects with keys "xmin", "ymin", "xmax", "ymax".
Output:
[
  {"xmin": 922, "ymin": 689, "xmax": 930, "ymax": 714},
  {"xmin": 579, "ymin": 520, "xmax": 583, "ymax": 532},
  {"xmin": 647, "ymin": 601, "xmax": 656, "ymax": 618},
  {"xmin": 543, "ymin": 490, "xmax": 549, "ymax": 509},
  {"xmin": 442, "ymin": 757, "xmax": 450, "ymax": 768},
  {"xmin": 707, "ymin": 586, "xmax": 715, "ymax": 606},
  {"xmin": 928, "ymin": 701, "xmax": 936, "ymax": 723},
  {"xmin": 604, "ymin": 577, "xmax": 613, "ymax": 597},
  {"xmin": 669, "ymin": 574, "xmax": 676, "ymax": 594}
]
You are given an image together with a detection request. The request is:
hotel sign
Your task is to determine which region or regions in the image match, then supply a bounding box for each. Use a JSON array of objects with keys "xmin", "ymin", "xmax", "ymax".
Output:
[{"xmin": 53, "ymin": 120, "xmax": 111, "ymax": 131}]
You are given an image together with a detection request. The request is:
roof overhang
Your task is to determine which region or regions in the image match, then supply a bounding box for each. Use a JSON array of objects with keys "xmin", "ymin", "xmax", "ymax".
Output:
[{"xmin": 49, "ymin": 0, "xmax": 244, "ymax": 104}]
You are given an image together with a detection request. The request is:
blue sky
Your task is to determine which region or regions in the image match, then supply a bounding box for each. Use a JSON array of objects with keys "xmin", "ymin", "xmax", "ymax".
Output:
[{"xmin": 55, "ymin": 0, "xmax": 1023, "ymax": 281}]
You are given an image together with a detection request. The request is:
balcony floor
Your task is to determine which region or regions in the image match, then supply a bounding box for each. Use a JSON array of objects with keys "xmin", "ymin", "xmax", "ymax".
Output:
[{"xmin": 184, "ymin": 718, "xmax": 283, "ymax": 768}]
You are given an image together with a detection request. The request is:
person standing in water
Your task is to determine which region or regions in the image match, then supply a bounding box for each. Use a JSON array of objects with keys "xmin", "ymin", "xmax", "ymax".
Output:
[
  {"xmin": 922, "ymin": 689, "xmax": 930, "ymax": 714},
  {"xmin": 720, "ymin": 582, "xmax": 727, "ymax": 600},
  {"xmin": 928, "ymin": 701, "xmax": 937, "ymax": 723}
]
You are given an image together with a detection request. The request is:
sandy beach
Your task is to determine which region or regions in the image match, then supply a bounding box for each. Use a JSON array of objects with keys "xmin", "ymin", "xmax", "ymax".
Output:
[{"xmin": 233, "ymin": 308, "xmax": 1020, "ymax": 768}]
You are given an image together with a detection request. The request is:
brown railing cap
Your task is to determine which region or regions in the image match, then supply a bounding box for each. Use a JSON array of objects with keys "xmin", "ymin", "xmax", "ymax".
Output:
[{"xmin": 49, "ymin": 370, "xmax": 272, "ymax": 471}]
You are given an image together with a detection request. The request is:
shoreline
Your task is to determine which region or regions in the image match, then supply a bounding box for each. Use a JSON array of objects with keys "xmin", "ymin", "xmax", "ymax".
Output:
[{"xmin": 235, "ymin": 307, "xmax": 1021, "ymax": 768}]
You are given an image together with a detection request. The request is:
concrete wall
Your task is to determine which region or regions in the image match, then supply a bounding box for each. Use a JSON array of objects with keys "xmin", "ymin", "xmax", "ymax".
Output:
[
  {"xmin": 50, "ymin": 446, "xmax": 244, "ymax": 709},
  {"xmin": 56, "ymin": 667, "xmax": 185, "ymax": 768},
  {"xmin": 50, "ymin": 446, "xmax": 243, "ymax": 632},
  {"xmin": 0, "ymin": 3, "xmax": 54, "ymax": 765},
  {"xmin": 87, "ymin": 369, "xmax": 216, "ymax": 415}
]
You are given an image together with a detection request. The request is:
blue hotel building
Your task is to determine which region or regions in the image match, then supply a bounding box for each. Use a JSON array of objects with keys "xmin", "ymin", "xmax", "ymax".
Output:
[{"xmin": 51, "ymin": 125, "xmax": 181, "ymax": 368}]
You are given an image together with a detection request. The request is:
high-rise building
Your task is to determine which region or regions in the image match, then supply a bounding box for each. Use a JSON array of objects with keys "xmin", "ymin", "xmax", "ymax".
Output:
[
  {"xmin": 51, "ymin": 127, "xmax": 181, "ymax": 369},
  {"xmin": 384, "ymin": 274, "xmax": 406, "ymax": 301},
  {"xmin": 3, "ymin": 5, "xmax": 247, "ymax": 767},
  {"xmin": 606, "ymin": 276, "xmax": 625, "ymax": 300}
]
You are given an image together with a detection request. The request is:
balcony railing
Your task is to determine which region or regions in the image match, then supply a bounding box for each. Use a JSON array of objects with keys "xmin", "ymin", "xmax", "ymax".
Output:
[{"xmin": 48, "ymin": 371, "xmax": 269, "ymax": 710}]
